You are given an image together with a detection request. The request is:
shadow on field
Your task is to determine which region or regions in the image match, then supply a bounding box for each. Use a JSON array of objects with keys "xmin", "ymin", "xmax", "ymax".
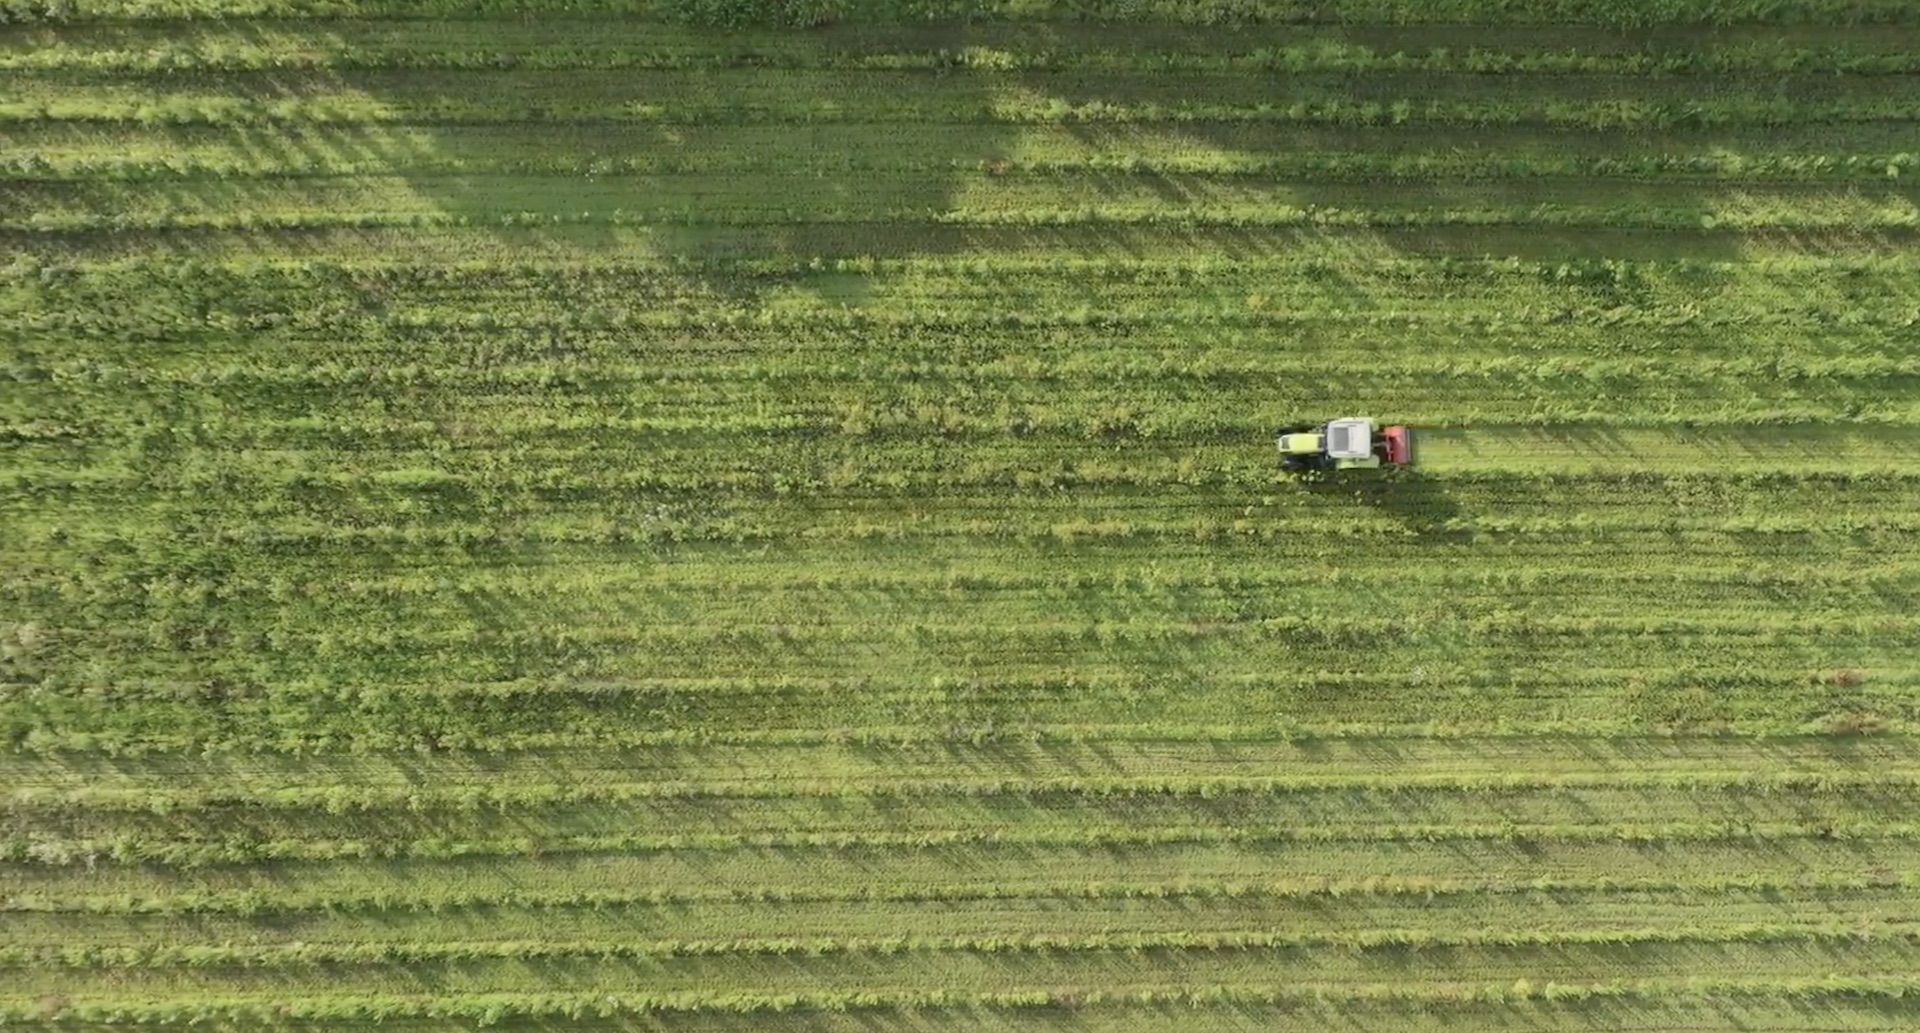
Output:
[
  {"xmin": 1295, "ymin": 470, "xmax": 1464, "ymax": 536},
  {"xmin": 5, "ymin": 17, "xmax": 1027, "ymax": 306}
]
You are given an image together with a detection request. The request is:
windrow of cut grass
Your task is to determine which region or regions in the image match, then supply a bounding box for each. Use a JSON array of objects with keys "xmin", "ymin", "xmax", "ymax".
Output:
[
  {"xmin": 9, "ymin": 960, "xmax": 1920, "ymax": 1017},
  {"xmin": 9, "ymin": 91, "xmax": 1920, "ymax": 132},
  {"xmin": 5, "ymin": 869, "xmax": 1912, "ymax": 918},
  {"xmin": 12, "ymin": 835, "xmax": 1920, "ymax": 914},
  {"xmin": 8, "ymin": 879, "xmax": 1917, "ymax": 953},
  {"xmin": 8, "ymin": 121, "xmax": 1916, "ymax": 181},
  {"xmin": 9, "ymin": 731, "xmax": 1918, "ymax": 788},
  {"xmin": 11, "ymin": 254, "xmax": 1918, "ymax": 331}
]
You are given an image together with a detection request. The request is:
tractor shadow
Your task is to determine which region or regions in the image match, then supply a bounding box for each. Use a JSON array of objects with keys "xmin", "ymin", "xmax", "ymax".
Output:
[{"xmin": 1295, "ymin": 469, "xmax": 1465, "ymax": 537}]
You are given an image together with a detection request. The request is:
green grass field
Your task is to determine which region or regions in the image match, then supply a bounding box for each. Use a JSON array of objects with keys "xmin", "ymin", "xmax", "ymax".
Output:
[{"xmin": 4, "ymin": 0, "xmax": 1920, "ymax": 1028}]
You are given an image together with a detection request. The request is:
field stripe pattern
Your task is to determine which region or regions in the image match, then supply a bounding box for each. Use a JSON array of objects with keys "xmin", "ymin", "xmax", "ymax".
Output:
[{"xmin": 3, "ymin": 1, "xmax": 1919, "ymax": 1030}]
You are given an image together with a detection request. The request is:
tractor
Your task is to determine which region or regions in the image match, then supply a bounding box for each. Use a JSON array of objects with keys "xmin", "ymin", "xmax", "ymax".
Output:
[{"xmin": 1276, "ymin": 417, "xmax": 1413, "ymax": 473}]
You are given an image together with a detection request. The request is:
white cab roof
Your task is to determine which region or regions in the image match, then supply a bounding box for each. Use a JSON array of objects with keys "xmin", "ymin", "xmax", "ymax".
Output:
[{"xmin": 1324, "ymin": 418, "xmax": 1375, "ymax": 459}]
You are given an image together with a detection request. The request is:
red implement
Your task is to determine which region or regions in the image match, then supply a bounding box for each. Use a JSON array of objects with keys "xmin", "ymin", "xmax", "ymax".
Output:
[{"xmin": 1382, "ymin": 425, "xmax": 1414, "ymax": 466}]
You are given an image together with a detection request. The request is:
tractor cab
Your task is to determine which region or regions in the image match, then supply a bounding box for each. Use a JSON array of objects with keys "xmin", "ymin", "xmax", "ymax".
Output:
[{"xmin": 1277, "ymin": 417, "xmax": 1414, "ymax": 473}]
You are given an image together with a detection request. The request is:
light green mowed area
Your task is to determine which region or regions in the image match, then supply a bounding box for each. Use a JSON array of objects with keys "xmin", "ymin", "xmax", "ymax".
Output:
[{"xmin": 4, "ymin": 0, "xmax": 1920, "ymax": 1028}]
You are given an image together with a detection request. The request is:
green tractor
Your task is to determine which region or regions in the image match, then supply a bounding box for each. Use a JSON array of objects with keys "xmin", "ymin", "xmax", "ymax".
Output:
[{"xmin": 1276, "ymin": 417, "xmax": 1414, "ymax": 473}]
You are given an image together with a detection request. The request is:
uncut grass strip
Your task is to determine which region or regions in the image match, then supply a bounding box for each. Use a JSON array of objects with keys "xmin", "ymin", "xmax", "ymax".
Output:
[
  {"xmin": 10, "ymin": 923, "xmax": 1920, "ymax": 969},
  {"xmin": 13, "ymin": 821, "xmax": 1920, "ymax": 867}
]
